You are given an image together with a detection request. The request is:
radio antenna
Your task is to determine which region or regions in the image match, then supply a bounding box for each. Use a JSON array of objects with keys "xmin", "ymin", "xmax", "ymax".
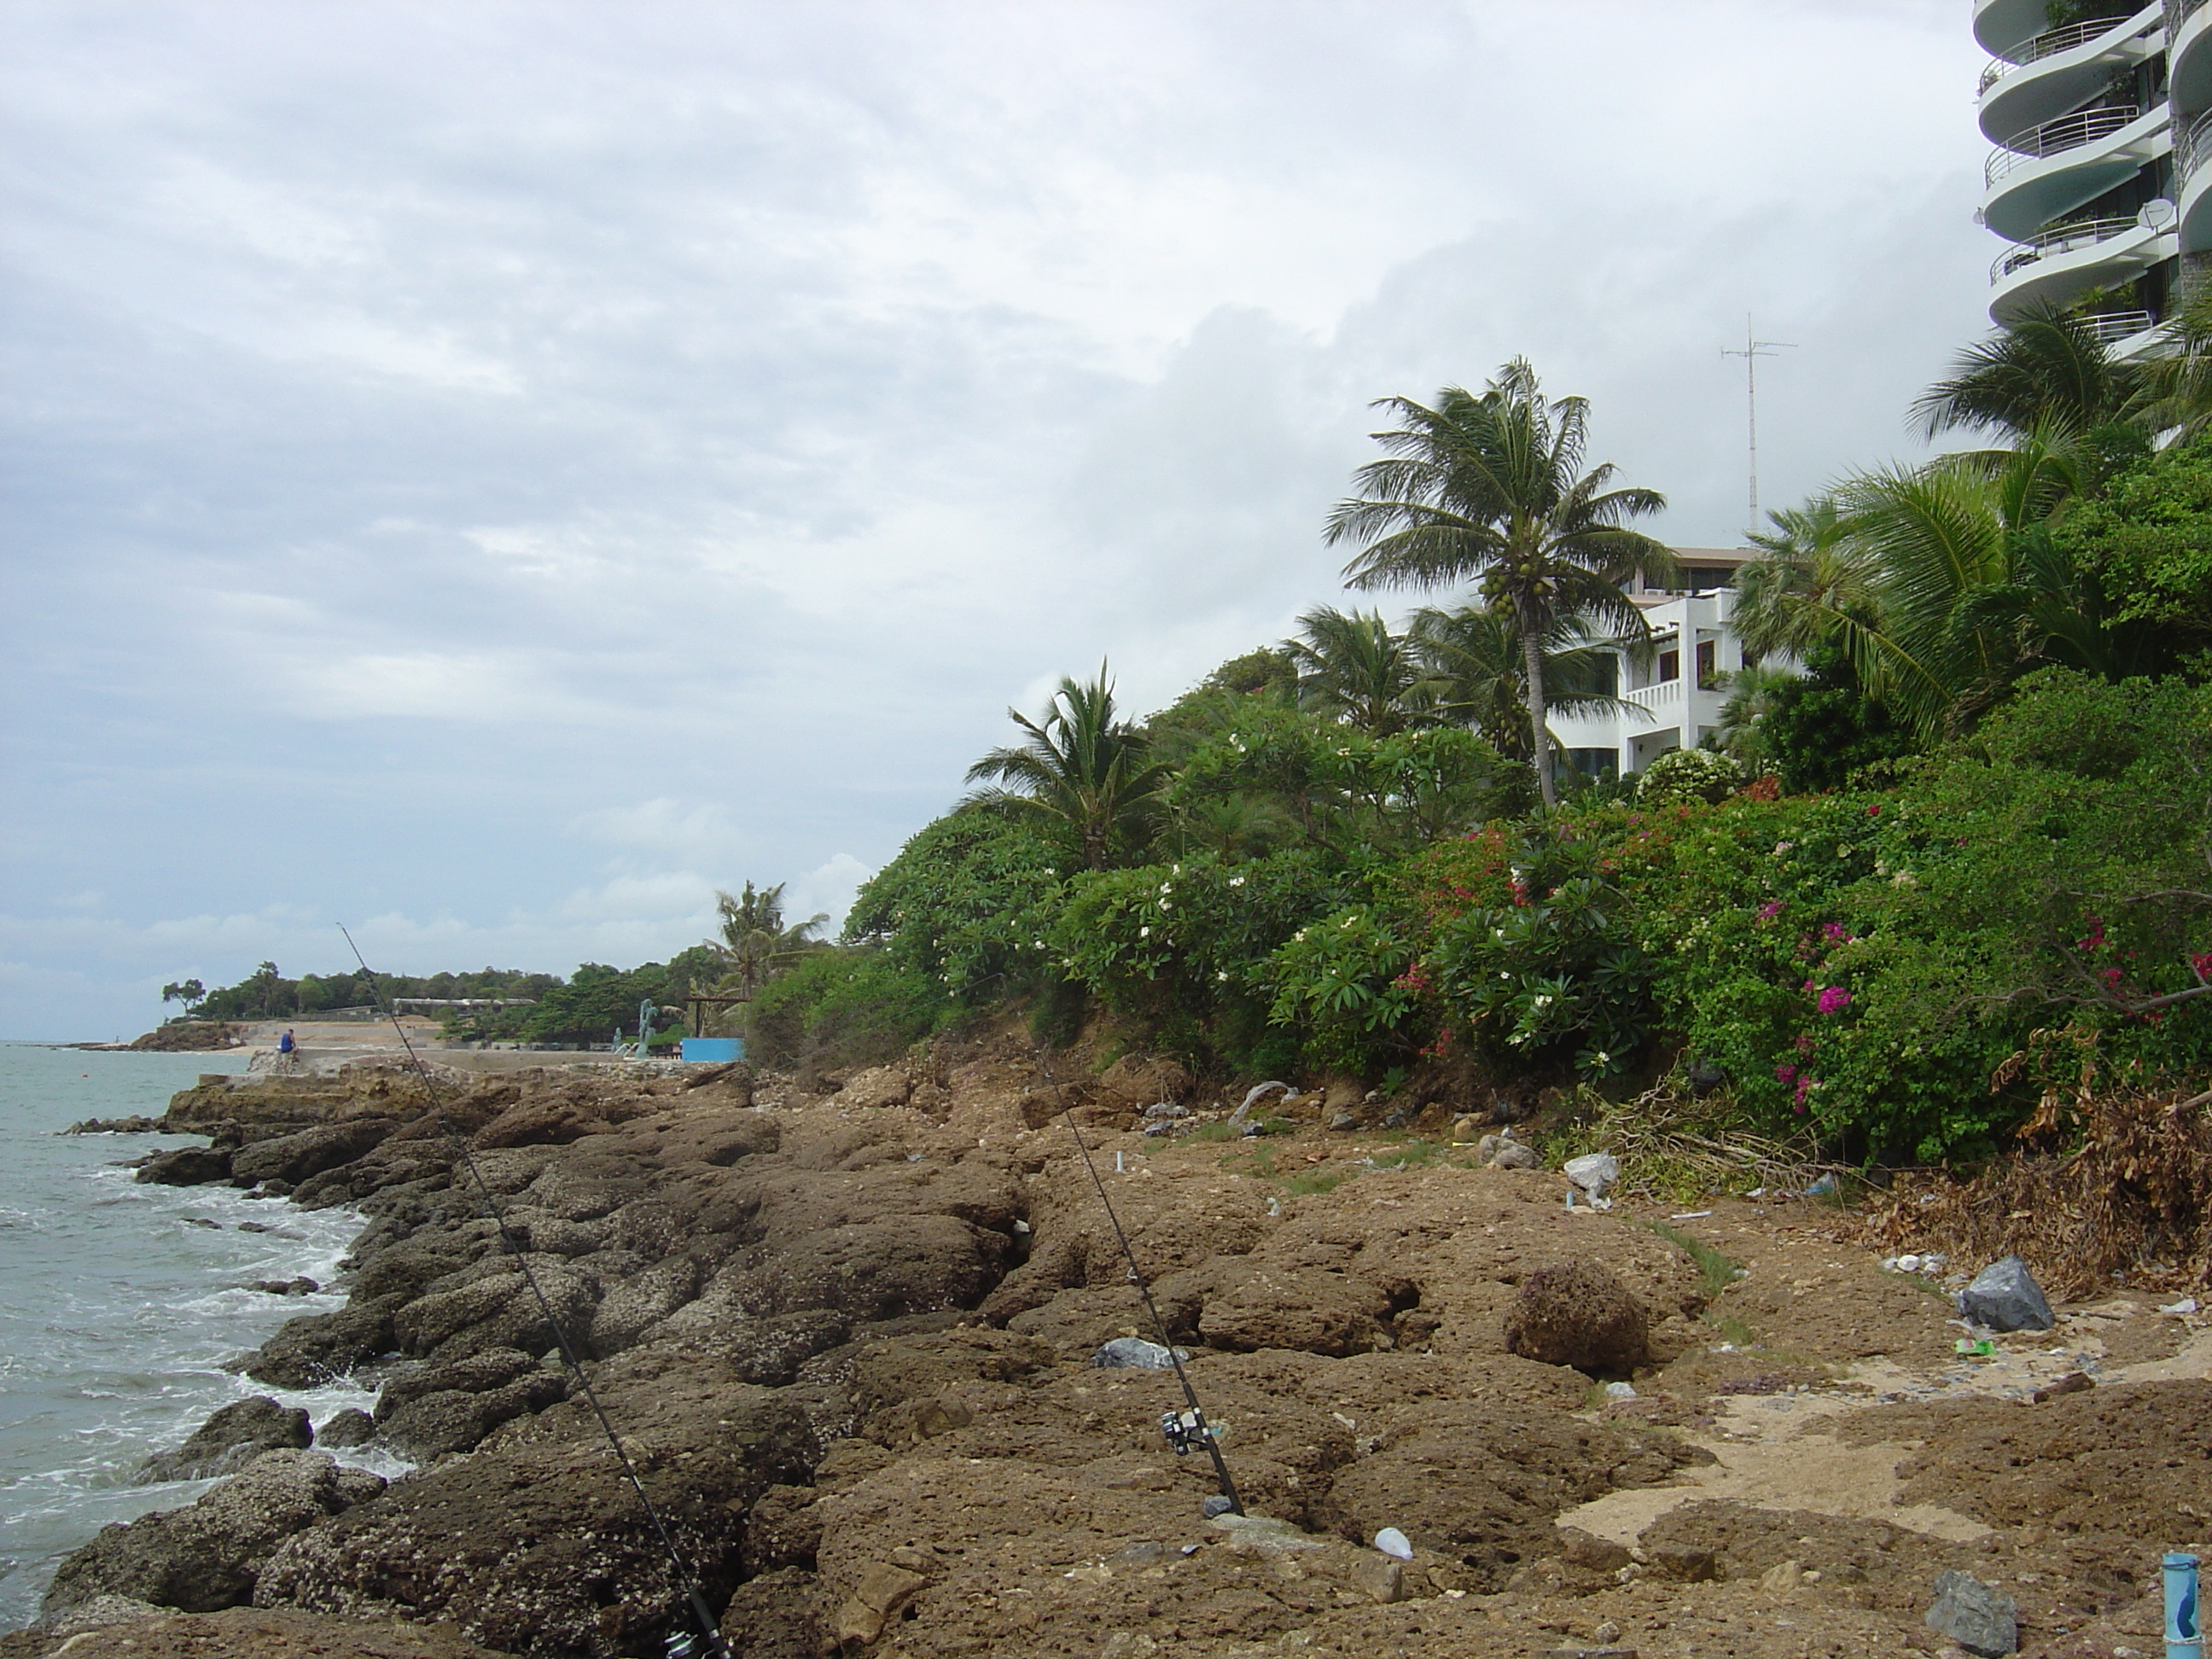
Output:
[{"xmin": 1721, "ymin": 315, "xmax": 1795, "ymax": 534}]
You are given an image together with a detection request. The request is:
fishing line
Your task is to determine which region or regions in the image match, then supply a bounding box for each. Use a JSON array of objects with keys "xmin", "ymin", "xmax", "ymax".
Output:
[
  {"xmin": 1034, "ymin": 1048, "xmax": 1243, "ymax": 1517},
  {"xmin": 338, "ymin": 927, "xmax": 732, "ymax": 1659}
]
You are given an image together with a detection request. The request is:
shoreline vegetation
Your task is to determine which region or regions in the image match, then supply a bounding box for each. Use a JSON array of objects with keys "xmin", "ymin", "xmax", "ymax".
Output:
[{"xmin": 38, "ymin": 324, "xmax": 2209, "ymax": 1656}]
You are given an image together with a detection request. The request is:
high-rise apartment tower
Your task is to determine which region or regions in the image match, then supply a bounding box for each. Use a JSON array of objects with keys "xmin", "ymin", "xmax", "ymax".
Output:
[{"xmin": 1976, "ymin": 0, "xmax": 2212, "ymax": 355}]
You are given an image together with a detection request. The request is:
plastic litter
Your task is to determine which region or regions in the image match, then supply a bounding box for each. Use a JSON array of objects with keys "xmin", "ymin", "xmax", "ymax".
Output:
[
  {"xmin": 1091, "ymin": 1337, "xmax": 1190, "ymax": 1371},
  {"xmin": 2165, "ymin": 1551, "xmax": 2199, "ymax": 1659},
  {"xmin": 1670, "ymin": 1210, "xmax": 1714, "ymax": 1220},
  {"xmin": 1804, "ymin": 1173, "xmax": 1839, "ymax": 1197},
  {"xmin": 1603, "ymin": 1381, "xmax": 1638, "ymax": 1401},
  {"xmin": 1373, "ymin": 1528, "xmax": 1413, "ymax": 1560},
  {"xmin": 1232, "ymin": 1081, "xmax": 1290, "ymax": 1121},
  {"xmin": 1958, "ymin": 1254, "xmax": 2056, "ymax": 1332},
  {"xmin": 1141, "ymin": 1101, "xmax": 1190, "ymax": 1120},
  {"xmin": 1563, "ymin": 1151, "xmax": 1619, "ymax": 1210},
  {"xmin": 2161, "ymin": 1296, "xmax": 2201, "ymax": 1316},
  {"xmin": 1954, "ymin": 1337, "xmax": 1997, "ymax": 1358}
]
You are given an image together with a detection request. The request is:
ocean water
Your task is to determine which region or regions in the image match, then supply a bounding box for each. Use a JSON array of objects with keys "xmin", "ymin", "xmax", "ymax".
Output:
[{"xmin": 0, "ymin": 1043, "xmax": 395, "ymax": 1631}]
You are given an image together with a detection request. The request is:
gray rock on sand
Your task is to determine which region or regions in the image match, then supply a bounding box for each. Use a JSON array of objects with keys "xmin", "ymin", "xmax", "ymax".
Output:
[
  {"xmin": 229, "ymin": 1117, "xmax": 398, "ymax": 1188},
  {"xmin": 1925, "ymin": 1569, "xmax": 2018, "ymax": 1656},
  {"xmin": 44, "ymin": 1449, "xmax": 378, "ymax": 1617},
  {"xmin": 140, "ymin": 1395, "xmax": 311, "ymax": 1482},
  {"xmin": 1091, "ymin": 1336, "xmax": 1188, "ymax": 1370},
  {"xmin": 1957, "ymin": 1255, "xmax": 2055, "ymax": 1332}
]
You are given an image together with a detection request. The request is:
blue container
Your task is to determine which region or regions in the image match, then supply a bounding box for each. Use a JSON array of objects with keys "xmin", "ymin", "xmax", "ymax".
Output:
[
  {"xmin": 2169, "ymin": 1553, "xmax": 2201, "ymax": 1659},
  {"xmin": 680, "ymin": 1037, "xmax": 744, "ymax": 1064}
]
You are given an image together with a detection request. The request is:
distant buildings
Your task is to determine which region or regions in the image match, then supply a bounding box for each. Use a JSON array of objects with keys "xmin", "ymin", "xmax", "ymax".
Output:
[
  {"xmin": 1547, "ymin": 547, "xmax": 1758, "ymax": 781},
  {"xmin": 1975, "ymin": 0, "xmax": 2202, "ymax": 354}
]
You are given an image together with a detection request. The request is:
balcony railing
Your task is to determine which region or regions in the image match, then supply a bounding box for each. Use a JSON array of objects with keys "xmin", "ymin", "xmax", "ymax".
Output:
[
  {"xmin": 1990, "ymin": 214, "xmax": 2141, "ymax": 281},
  {"xmin": 1978, "ymin": 14, "xmax": 2141, "ymax": 96},
  {"xmin": 1986, "ymin": 105, "xmax": 2141, "ymax": 184},
  {"xmin": 2183, "ymin": 108, "xmax": 2212, "ymax": 179},
  {"xmin": 2081, "ymin": 309, "xmax": 2156, "ymax": 342}
]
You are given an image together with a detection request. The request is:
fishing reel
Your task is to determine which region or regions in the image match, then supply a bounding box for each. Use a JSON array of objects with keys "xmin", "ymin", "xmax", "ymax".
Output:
[{"xmin": 1160, "ymin": 1407, "xmax": 1216, "ymax": 1457}]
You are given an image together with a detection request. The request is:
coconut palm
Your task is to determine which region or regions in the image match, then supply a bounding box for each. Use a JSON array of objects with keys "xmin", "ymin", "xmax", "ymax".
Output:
[
  {"xmin": 708, "ymin": 882, "xmax": 828, "ymax": 1001},
  {"xmin": 2128, "ymin": 281, "xmax": 2212, "ymax": 438},
  {"xmin": 1908, "ymin": 305, "xmax": 2138, "ymax": 445},
  {"xmin": 1285, "ymin": 606, "xmax": 1437, "ymax": 736},
  {"xmin": 1406, "ymin": 605, "xmax": 1642, "ymax": 763},
  {"xmin": 964, "ymin": 668, "xmax": 1170, "ymax": 870},
  {"xmin": 1710, "ymin": 662, "xmax": 1799, "ymax": 767},
  {"xmin": 1732, "ymin": 498, "xmax": 1882, "ymax": 662},
  {"xmin": 1325, "ymin": 358, "xmax": 1676, "ymax": 806}
]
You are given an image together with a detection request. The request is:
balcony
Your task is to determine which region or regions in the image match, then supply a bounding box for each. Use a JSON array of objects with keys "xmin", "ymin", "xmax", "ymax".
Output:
[
  {"xmin": 2181, "ymin": 109, "xmax": 2212, "ymax": 253},
  {"xmin": 2082, "ymin": 309, "xmax": 2157, "ymax": 343},
  {"xmin": 2174, "ymin": 0, "xmax": 2212, "ymax": 122},
  {"xmin": 1975, "ymin": 0, "xmax": 2059, "ymax": 58},
  {"xmin": 1978, "ymin": 7, "xmax": 2163, "ymax": 145},
  {"xmin": 1988, "ymin": 215, "xmax": 2177, "ymax": 321},
  {"xmin": 1983, "ymin": 104, "xmax": 2168, "ymax": 242}
]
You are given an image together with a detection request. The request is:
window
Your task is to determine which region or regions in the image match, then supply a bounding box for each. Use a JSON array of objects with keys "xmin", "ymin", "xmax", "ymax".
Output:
[
  {"xmin": 1696, "ymin": 640, "xmax": 1717, "ymax": 689},
  {"xmin": 1565, "ymin": 748, "xmax": 1618, "ymax": 781},
  {"xmin": 1659, "ymin": 648, "xmax": 1680, "ymax": 683},
  {"xmin": 1685, "ymin": 565, "xmax": 1737, "ymax": 590}
]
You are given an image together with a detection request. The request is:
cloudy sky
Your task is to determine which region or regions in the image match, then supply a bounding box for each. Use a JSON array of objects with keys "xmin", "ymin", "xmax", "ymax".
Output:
[{"xmin": 0, "ymin": 0, "xmax": 1992, "ymax": 1039}]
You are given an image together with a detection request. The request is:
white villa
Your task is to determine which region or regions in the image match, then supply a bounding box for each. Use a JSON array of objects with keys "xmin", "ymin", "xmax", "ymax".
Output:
[{"xmin": 1546, "ymin": 547, "xmax": 1760, "ymax": 782}]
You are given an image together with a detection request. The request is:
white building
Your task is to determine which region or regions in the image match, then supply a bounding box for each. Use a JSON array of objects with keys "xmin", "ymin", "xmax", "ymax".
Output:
[
  {"xmin": 1974, "ymin": 0, "xmax": 2202, "ymax": 354},
  {"xmin": 1547, "ymin": 548, "xmax": 1757, "ymax": 781}
]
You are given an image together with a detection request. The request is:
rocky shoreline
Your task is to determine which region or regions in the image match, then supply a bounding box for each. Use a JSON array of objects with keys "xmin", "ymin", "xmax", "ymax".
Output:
[{"xmin": 7, "ymin": 1041, "xmax": 2204, "ymax": 1659}]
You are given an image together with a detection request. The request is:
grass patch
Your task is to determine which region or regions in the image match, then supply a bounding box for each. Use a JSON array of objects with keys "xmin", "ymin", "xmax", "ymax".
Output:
[
  {"xmin": 1179, "ymin": 1121, "xmax": 1240, "ymax": 1144},
  {"xmin": 1367, "ymin": 1139, "xmax": 1440, "ymax": 1171},
  {"xmin": 1645, "ymin": 1219, "xmax": 1745, "ymax": 1300},
  {"xmin": 1704, "ymin": 1312, "xmax": 1760, "ymax": 1348},
  {"xmin": 1278, "ymin": 1168, "xmax": 1356, "ymax": 1196}
]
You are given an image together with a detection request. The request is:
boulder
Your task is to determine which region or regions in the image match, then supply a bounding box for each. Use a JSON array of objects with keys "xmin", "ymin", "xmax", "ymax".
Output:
[
  {"xmin": 379, "ymin": 1371, "xmax": 568, "ymax": 1459},
  {"xmin": 721, "ymin": 1310, "xmax": 852, "ymax": 1387},
  {"xmin": 315, "ymin": 1408, "xmax": 377, "ymax": 1449},
  {"xmin": 230, "ymin": 1118, "xmax": 398, "ymax": 1188},
  {"xmin": 243, "ymin": 1295, "xmax": 404, "ymax": 1388},
  {"xmin": 142, "ymin": 1395, "xmax": 312, "ymax": 1482},
  {"xmin": 740, "ymin": 1216, "xmax": 1010, "ymax": 1322},
  {"xmin": 587, "ymin": 1253, "xmax": 707, "ymax": 1353},
  {"xmin": 136, "ymin": 1144, "xmax": 233, "ymax": 1185},
  {"xmin": 1503, "ymin": 1259, "xmax": 1650, "ymax": 1372},
  {"xmin": 1957, "ymin": 1255, "xmax": 2055, "ymax": 1333},
  {"xmin": 473, "ymin": 1097, "xmax": 609, "ymax": 1150},
  {"xmin": 374, "ymin": 1347, "xmax": 542, "ymax": 1420},
  {"xmin": 44, "ymin": 1450, "xmax": 363, "ymax": 1616},
  {"xmin": 1197, "ymin": 1267, "xmax": 1395, "ymax": 1358},
  {"xmin": 254, "ymin": 1369, "xmax": 813, "ymax": 1659},
  {"xmin": 1925, "ymin": 1569, "xmax": 2019, "ymax": 1656},
  {"xmin": 838, "ymin": 1065, "xmax": 913, "ymax": 1111},
  {"xmin": 391, "ymin": 1257, "xmax": 598, "ymax": 1362}
]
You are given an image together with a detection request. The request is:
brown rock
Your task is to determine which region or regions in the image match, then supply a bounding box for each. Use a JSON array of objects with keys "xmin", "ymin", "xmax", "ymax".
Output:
[
  {"xmin": 831, "ymin": 1562, "xmax": 928, "ymax": 1646},
  {"xmin": 1503, "ymin": 1258, "xmax": 1650, "ymax": 1372}
]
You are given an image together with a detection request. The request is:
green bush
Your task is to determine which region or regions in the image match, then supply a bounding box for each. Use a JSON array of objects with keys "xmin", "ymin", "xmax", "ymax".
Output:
[
  {"xmin": 1634, "ymin": 747, "xmax": 1745, "ymax": 807},
  {"xmin": 745, "ymin": 948, "xmax": 952, "ymax": 1071},
  {"xmin": 843, "ymin": 803, "xmax": 1069, "ymax": 1004}
]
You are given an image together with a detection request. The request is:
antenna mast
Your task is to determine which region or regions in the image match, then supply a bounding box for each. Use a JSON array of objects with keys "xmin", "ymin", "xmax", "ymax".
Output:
[{"xmin": 1721, "ymin": 316, "xmax": 1795, "ymax": 533}]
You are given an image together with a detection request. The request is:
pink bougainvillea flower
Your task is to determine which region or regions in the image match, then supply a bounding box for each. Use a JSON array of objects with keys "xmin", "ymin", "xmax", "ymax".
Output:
[
  {"xmin": 1757, "ymin": 900, "xmax": 1784, "ymax": 919},
  {"xmin": 1774, "ymin": 1063, "xmax": 1797, "ymax": 1084},
  {"xmin": 2192, "ymin": 950, "xmax": 2212, "ymax": 980},
  {"xmin": 1821, "ymin": 922, "xmax": 1853, "ymax": 943},
  {"xmin": 1867, "ymin": 804, "xmax": 1881, "ymax": 816},
  {"xmin": 2099, "ymin": 967, "xmax": 2124, "ymax": 988},
  {"xmin": 1802, "ymin": 979, "xmax": 1816, "ymax": 994},
  {"xmin": 1817, "ymin": 986, "xmax": 1852, "ymax": 1015}
]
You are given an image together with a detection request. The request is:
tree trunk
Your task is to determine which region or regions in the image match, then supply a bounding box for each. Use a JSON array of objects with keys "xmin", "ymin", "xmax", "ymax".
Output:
[{"xmin": 1521, "ymin": 615, "xmax": 1555, "ymax": 809}]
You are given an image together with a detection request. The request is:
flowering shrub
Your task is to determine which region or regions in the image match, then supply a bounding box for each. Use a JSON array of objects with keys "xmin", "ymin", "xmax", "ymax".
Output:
[
  {"xmin": 1263, "ymin": 905, "xmax": 1420, "ymax": 1072},
  {"xmin": 1634, "ymin": 746, "xmax": 1748, "ymax": 807},
  {"xmin": 844, "ymin": 805, "xmax": 1069, "ymax": 1003}
]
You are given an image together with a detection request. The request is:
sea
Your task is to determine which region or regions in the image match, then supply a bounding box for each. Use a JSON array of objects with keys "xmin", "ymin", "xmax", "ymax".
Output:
[{"xmin": 0, "ymin": 1042, "xmax": 400, "ymax": 1631}]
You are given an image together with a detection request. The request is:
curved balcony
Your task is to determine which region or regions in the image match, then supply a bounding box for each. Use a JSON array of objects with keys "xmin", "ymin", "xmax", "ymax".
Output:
[
  {"xmin": 1989, "ymin": 216, "xmax": 2177, "ymax": 321},
  {"xmin": 1983, "ymin": 104, "xmax": 2168, "ymax": 242},
  {"xmin": 2179, "ymin": 109, "xmax": 2212, "ymax": 252},
  {"xmin": 2174, "ymin": 0, "xmax": 2212, "ymax": 127},
  {"xmin": 1975, "ymin": 0, "xmax": 2057, "ymax": 58},
  {"xmin": 1977, "ymin": 6, "xmax": 2163, "ymax": 144}
]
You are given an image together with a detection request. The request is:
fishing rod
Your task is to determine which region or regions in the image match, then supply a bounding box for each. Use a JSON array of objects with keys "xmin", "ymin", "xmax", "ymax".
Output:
[
  {"xmin": 338, "ymin": 927, "xmax": 731, "ymax": 1659},
  {"xmin": 1034, "ymin": 1048, "xmax": 1243, "ymax": 1517}
]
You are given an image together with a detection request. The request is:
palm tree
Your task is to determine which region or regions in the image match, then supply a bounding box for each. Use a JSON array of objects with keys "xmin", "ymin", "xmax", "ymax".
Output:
[
  {"xmin": 1285, "ymin": 606, "xmax": 1437, "ymax": 736},
  {"xmin": 1710, "ymin": 662, "xmax": 1799, "ymax": 767},
  {"xmin": 2129, "ymin": 281, "xmax": 2212, "ymax": 438},
  {"xmin": 1909, "ymin": 305, "xmax": 2137, "ymax": 445},
  {"xmin": 1406, "ymin": 604, "xmax": 1642, "ymax": 763},
  {"xmin": 709, "ymin": 882, "xmax": 828, "ymax": 1000},
  {"xmin": 1325, "ymin": 358, "xmax": 1676, "ymax": 806},
  {"xmin": 1731, "ymin": 498, "xmax": 1882, "ymax": 662},
  {"xmin": 965, "ymin": 667, "xmax": 1170, "ymax": 870}
]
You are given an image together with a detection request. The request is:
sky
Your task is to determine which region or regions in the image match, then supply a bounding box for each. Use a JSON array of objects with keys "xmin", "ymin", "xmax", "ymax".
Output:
[{"xmin": 0, "ymin": 0, "xmax": 1995, "ymax": 1040}]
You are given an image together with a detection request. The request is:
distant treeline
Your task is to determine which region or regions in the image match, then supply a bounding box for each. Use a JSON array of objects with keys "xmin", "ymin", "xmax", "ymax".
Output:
[{"xmin": 164, "ymin": 947, "xmax": 730, "ymax": 1046}]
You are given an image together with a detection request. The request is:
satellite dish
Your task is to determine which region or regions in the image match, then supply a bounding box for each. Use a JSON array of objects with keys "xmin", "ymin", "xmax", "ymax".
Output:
[{"xmin": 2140, "ymin": 197, "xmax": 2178, "ymax": 230}]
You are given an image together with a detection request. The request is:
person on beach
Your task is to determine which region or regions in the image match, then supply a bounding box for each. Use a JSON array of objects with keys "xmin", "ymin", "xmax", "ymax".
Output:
[{"xmin": 276, "ymin": 1028, "xmax": 297, "ymax": 1071}]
